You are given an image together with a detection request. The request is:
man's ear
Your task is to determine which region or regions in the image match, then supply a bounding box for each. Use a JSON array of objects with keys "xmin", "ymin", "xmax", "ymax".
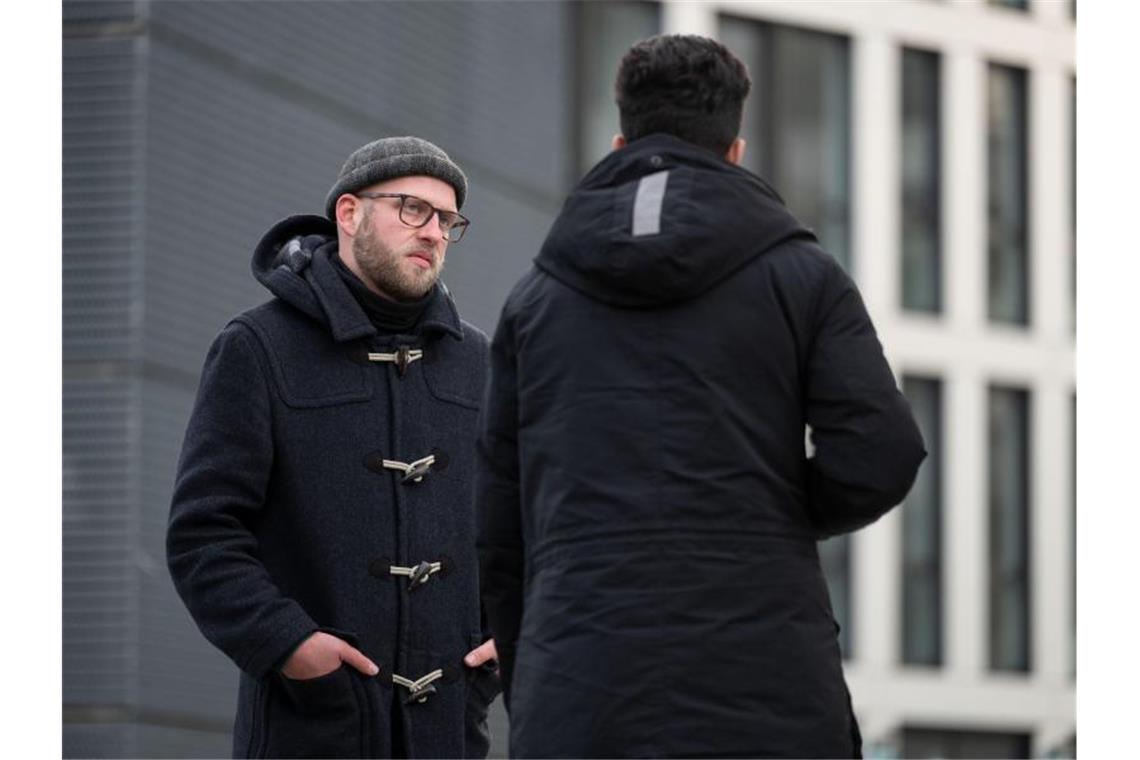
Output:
[
  {"xmin": 611, "ymin": 134, "xmax": 627, "ymax": 152},
  {"xmin": 725, "ymin": 138, "xmax": 747, "ymax": 166},
  {"xmin": 335, "ymin": 194, "xmax": 360, "ymax": 236}
]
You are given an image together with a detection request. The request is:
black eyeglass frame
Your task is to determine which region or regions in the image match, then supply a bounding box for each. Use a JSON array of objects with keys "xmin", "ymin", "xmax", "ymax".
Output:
[{"xmin": 353, "ymin": 192, "xmax": 471, "ymax": 243}]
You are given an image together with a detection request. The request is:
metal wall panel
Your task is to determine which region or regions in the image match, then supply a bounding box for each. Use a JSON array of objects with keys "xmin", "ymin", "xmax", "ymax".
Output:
[
  {"xmin": 435, "ymin": 188, "xmax": 553, "ymax": 334},
  {"xmin": 140, "ymin": 34, "xmax": 364, "ymax": 376},
  {"xmin": 63, "ymin": 0, "xmax": 140, "ymax": 26},
  {"xmin": 63, "ymin": 34, "xmax": 144, "ymax": 362},
  {"xmin": 148, "ymin": 1, "xmax": 573, "ymax": 203},
  {"xmin": 62, "ymin": 377, "xmax": 137, "ymax": 708},
  {"xmin": 63, "ymin": 8, "xmax": 145, "ymax": 755},
  {"xmin": 140, "ymin": 0, "xmax": 567, "ymax": 359},
  {"xmin": 137, "ymin": 377, "xmax": 236, "ymax": 729},
  {"xmin": 137, "ymin": 724, "xmax": 231, "ymax": 759},
  {"xmin": 62, "ymin": 723, "xmax": 134, "ymax": 759}
]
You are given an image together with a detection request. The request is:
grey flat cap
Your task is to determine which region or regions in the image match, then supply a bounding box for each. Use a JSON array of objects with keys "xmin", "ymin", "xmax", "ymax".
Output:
[{"xmin": 324, "ymin": 136, "xmax": 467, "ymax": 219}]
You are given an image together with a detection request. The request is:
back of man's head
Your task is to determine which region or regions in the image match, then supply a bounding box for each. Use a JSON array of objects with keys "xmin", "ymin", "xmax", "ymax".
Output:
[{"xmin": 615, "ymin": 34, "xmax": 751, "ymax": 156}]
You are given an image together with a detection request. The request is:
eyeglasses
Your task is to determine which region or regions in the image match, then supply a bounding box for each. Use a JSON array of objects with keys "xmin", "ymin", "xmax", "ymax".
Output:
[{"xmin": 354, "ymin": 192, "xmax": 471, "ymax": 243}]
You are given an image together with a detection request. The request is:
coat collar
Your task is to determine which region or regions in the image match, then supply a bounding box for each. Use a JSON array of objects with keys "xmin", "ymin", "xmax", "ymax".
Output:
[{"xmin": 306, "ymin": 242, "xmax": 465, "ymax": 343}]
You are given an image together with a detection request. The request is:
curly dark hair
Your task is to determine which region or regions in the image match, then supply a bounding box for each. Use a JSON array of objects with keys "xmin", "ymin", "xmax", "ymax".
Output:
[{"xmin": 615, "ymin": 34, "xmax": 751, "ymax": 155}]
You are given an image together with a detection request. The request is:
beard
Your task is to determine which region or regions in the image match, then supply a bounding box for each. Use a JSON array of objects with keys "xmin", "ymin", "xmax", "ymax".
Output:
[{"xmin": 351, "ymin": 210, "xmax": 444, "ymax": 301}]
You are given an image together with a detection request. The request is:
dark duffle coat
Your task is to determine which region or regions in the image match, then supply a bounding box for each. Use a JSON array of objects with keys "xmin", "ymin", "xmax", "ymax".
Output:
[
  {"xmin": 167, "ymin": 215, "xmax": 498, "ymax": 759},
  {"xmin": 477, "ymin": 134, "xmax": 926, "ymax": 758}
]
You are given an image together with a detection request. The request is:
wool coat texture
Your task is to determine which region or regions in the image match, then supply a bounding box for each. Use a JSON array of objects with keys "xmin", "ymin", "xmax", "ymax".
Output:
[
  {"xmin": 167, "ymin": 215, "xmax": 498, "ymax": 759},
  {"xmin": 477, "ymin": 134, "xmax": 927, "ymax": 758}
]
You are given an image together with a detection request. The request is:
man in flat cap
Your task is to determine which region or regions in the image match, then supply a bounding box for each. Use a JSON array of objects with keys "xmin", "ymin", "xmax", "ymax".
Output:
[{"xmin": 167, "ymin": 136, "xmax": 499, "ymax": 758}]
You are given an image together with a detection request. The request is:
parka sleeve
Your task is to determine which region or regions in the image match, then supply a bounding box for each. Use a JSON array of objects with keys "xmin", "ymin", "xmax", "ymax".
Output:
[
  {"xmin": 475, "ymin": 310, "xmax": 525, "ymax": 712},
  {"xmin": 803, "ymin": 259, "xmax": 927, "ymax": 538},
  {"xmin": 166, "ymin": 321, "xmax": 318, "ymax": 678}
]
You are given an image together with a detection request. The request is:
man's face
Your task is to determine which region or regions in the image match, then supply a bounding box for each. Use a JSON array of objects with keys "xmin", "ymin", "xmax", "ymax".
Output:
[{"xmin": 350, "ymin": 175, "xmax": 456, "ymax": 301}]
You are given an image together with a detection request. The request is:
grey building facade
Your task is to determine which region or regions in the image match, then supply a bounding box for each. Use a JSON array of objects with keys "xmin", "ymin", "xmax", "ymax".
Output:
[{"xmin": 63, "ymin": 1, "xmax": 574, "ymax": 755}]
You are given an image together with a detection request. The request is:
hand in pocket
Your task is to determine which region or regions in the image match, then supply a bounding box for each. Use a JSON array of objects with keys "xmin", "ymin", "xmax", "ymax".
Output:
[
  {"xmin": 463, "ymin": 637, "xmax": 498, "ymax": 670},
  {"xmin": 281, "ymin": 631, "xmax": 380, "ymax": 680}
]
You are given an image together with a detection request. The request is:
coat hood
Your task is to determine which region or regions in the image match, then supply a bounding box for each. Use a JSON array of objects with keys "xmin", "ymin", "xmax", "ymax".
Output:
[
  {"xmin": 535, "ymin": 133, "xmax": 815, "ymax": 308},
  {"xmin": 251, "ymin": 214, "xmax": 464, "ymax": 342}
]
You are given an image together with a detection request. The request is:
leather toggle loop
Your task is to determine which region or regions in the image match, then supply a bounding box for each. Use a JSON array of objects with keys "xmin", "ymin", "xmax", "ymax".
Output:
[{"xmin": 428, "ymin": 447, "xmax": 449, "ymax": 472}]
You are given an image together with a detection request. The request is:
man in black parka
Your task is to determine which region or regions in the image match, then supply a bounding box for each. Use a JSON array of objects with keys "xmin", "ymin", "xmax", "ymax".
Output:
[
  {"xmin": 167, "ymin": 136, "xmax": 500, "ymax": 759},
  {"xmin": 476, "ymin": 36, "xmax": 926, "ymax": 758}
]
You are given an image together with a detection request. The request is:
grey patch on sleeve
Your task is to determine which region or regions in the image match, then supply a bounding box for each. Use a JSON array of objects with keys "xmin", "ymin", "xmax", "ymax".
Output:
[{"xmin": 632, "ymin": 170, "xmax": 669, "ymax": 237}]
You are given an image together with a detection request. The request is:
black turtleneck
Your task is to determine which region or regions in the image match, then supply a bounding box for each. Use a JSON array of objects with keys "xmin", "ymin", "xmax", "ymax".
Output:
[{"xmin": 331, "ymin": 251, "xmax": 434, "ymax": 335}]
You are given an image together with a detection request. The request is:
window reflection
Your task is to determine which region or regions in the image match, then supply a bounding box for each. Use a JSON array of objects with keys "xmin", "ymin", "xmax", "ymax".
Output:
[
  {"xmin": 902, "ymin": 377, "xmax": 943, "ymax": 666},
  {"xmin": 901, "ymin": 48, "xmax": 942, "ymax": 313},
  {"xmin": 1070, "ymin": 76, "xmax": 1077, "ymax": 333},
  {"xmin": 989, "ymin": 0, "xmax": 1030, "ymax": 10},
  {"xmin": 987, "ymin": 64, "xmax": 1030, "ymax": 326},
  {"xmin": 989, "ymin": 386, "xmax": 1031, "ymax": 672}
]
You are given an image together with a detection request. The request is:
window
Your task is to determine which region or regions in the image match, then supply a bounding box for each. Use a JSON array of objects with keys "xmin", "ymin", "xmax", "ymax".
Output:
[
  {"xmin": 819, "ymin": 535, "xmax": 852, "ymax": 657},
  {"xmin": 901, "ymin": 727, "xmax": 1032, "ymax": 759},
  {"xmin": 1070, "ymin": 76, "xmax": 1076, "ymax": 332},
  {"xmin": 901, "ymin": 48, "xmax": 942, "ymax": 313},
  {"xmin": 901, "ymin": 377, "xmax": 943, "ymax": 666},
  {"xmin": 720, "ymin": 15, "xmax": 852, "ymax": 270},
  {"xmin": 1070, "ymin": 393, "xmax": 1076, "ymax": 678},
  {"xmin": 575, "ymin": 0, "xmax": 660, "ymax": 175},
  {"xmin": 987, "ymin": 64, "xmax": 1030, "ymax": 325},
  {"xmin": 989, "ymin": 386, "xmax": 1031, "ymax": 672}
]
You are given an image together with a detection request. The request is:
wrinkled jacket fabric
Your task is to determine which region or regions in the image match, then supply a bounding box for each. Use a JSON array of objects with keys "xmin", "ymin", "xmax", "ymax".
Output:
[
  {"xmin": 167, "ymin": 215, "xmax": 497, "ymax": 759},
  {"xmin": 477, "ymin": 134, "xmax": 926, "ymax": 758}
]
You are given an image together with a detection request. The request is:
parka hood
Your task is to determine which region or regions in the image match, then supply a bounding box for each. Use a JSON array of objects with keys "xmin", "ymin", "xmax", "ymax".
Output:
[
  {"xmin": 251, "ymin": 214, "xmax": 464, "ymax": 342},
  {"xmin": 535, "ymin": 133, "xmax": 815, "ymax": 308}
]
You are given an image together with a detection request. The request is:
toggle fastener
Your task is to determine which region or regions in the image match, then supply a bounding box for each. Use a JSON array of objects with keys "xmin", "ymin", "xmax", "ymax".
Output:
[
  {"xmin": 392, "ymin": 669, "xmax": 444, "ymax": 704},
  {"xmin": 367, "ymin": 346, "xmax": 423, "ymax": 376},
  {"xmin": 389, "ymin": 561, "xmax": 442, "ymax": 592},
  {"xmin": 381, "ymin": 454, "xmax": 435, "ymax": 484}
]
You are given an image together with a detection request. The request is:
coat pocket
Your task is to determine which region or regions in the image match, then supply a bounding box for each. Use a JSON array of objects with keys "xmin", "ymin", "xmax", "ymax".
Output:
[
  {"xmin": 464, "ymin": 633, "xmax": 502, "ymax": 758},
  {"xmin": 257, "ymin": 665, "xmax": 367, "ymax": 759}
]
